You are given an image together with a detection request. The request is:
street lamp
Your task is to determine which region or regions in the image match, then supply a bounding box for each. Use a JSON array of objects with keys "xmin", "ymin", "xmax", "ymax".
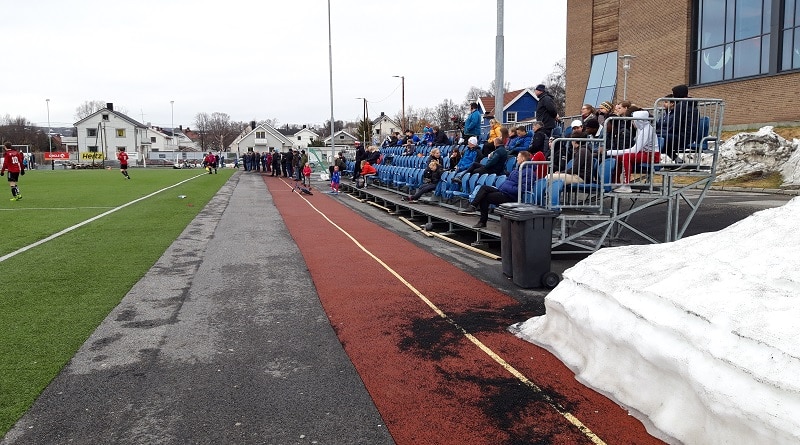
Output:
[
  {"xmin": 355, "ymin": 97, "xmax": 368, "ymax": 144},
  {"xmin": 170, "ymin": 100, "xmax": 175, "ymax": 148},
  {"xmin": 619, "ymin": 54, "xmax": 636, "ymax": 101},
  {"xmin": 392, "ymin": 75, "xmax": 405, "ymax": 131},
  {"xmin": 46, "ymin": 99, "xmax": 52, "ymax": 153}
]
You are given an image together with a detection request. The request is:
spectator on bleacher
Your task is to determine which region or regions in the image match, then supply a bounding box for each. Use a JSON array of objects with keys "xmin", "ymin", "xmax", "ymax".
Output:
[
  {"xmin": 402, "ymin": 129, "xmax": 420, "ymax": 146},
  {"xmin": 421, "ymin": 126, "xmax": 434, "ymax": 146},
  {"xmin": 603, "ymin": 110, "xmax": 659, "ymax": 193},
  {"xmin": 352, "ymin": 141, "xmax": 366, "ymax": 182},
  {"xmin": 452, "ymin": 137, "xmax": 484, "ymax": 183},
  {"xmin": 459, "ymin": 137, "xmax": 508, "ymax": 178},
  {"xmin": 507, "ymin": 126, "xmax": 533, "ymax": 154},
  {"xmin": 403, "ymin": 160, "xmax": 443, "ymax": 203},
  {"xmin": 580, "ymin": 104, "xmax": 596, "ymax": 123},
  {"xmin": 432, "ymin": 126, "xmax": 449, "ymax": 145},
  {"xmin": 499, "ymin": 126, "xmax": 511, "ymax": 146},
  {"xmin": 605, "ymin": 101, "xmax": 636, "ymax": 152},
  {"xmin": 463, "ymin": 102, "xmax": 482, "ymax": 142},
  {"xmin": 655, "ymin": 94, "xmax": 675, "ymax": 139},
  {"xmin": 365, "ymin": 145, "xmax": 381, "ymax": 165},
  {"xmin": 583, "ymin": 118, "xmax": 602, "ymax": 153},
  {"xmin": 545, "ymin": 130, "xmax": 594, "ymax": 185},
  {"xmin": 664, "ymin": 84, "xmax": 701, "ymax": 162},
  {"xmin": 360, "ymin": 159, "xmax": 377, "ymax": 177},
  {"xmin": 448, "ymin": 146, "xmax": 461, "ymax": 171},
  {"xmin": 488, "ymin": 118, "xmax": 502, "ymax": 143},
  {"xmin": 597, "ymin": 101, "xmax": 613, "ymax": 127},
  {"xmin": 534, "ymin": 84, "xmax": 558, "ymax": 136},
  {"xmin": 459, "ymin": 150, "xmax": 534, "ymax": 228},
  {"xmin": 403, "ymin": 141, "xmax": 416, "ymax": 156},
  {"xmin": 528, "ymin": 120, "xmax": 549, "ymax": 158},
  {"xmin": 564, "ymin": 119, "xmax": 583, "ymax": 138},
  {"xmin": 426, "ymin": 147, "xmax": 444, "ymax": 169}
]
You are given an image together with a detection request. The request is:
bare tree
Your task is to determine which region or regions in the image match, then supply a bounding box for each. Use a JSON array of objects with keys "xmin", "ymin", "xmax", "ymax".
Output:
[
  {"xmin": 463, "ymin": 86, "xmax": 492, "ymax": 108},
  {"xmin": 543, "ymin": 58, "xmax": 567, "ymax": 116},
  {"xmin": 74, "ymin": 100, "xmax": 108, "ymax": 121},
  {"xmin": 259, "ymin": 118, "xmax": 280, "ymax": 128},
  {"xmin": 433, "ymin": 99, "xmax": 465, "ymax": 130},
  {"xmin": 204, "ymin": 112, "xmax": 244, "ymax": 152}
]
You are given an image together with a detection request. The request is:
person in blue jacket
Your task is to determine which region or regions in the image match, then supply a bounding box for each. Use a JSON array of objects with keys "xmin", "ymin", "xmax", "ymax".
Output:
[
  {"xmin": 452, "ymin": 137, "xmax": 484, "ymax": 182},
  {"xmin": 459, "ymin": 151, "xmax": 533, "ymax": 228},
  {"xmin": 507, "ymin": 126, "xmax": 533, "ymax": 154},
  {"xmin": 463, "ymin": 102, "xmax": 482, "ymax": 143}
]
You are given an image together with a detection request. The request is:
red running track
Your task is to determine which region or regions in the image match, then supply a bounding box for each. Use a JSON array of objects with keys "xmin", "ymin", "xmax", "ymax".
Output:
[{"xmin": 265, "ymin": 175, "xmax": 664, "ymax": 445}]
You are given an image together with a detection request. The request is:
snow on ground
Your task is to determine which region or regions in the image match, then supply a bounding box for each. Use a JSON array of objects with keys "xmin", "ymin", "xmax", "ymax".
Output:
[{"xmin": 511, "ymin": 129, "xmax": 800, "ymax": 444}]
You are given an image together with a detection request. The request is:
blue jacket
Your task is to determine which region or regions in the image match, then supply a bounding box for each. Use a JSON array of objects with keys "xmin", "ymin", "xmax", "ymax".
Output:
[
  {"xmin": 508, "ymin": 131, "xmax": 532, "ymax": 152},
  {"xmin": 498, "ymin": 164, "xmax": 533, "ymax": 199},
  {"xmin": 463, "ymin": 109, "xmax": 482, "ymax": 136},
  {"xmin": 456, "ymin": 146, "xmax": 482, "ymax": 171}
]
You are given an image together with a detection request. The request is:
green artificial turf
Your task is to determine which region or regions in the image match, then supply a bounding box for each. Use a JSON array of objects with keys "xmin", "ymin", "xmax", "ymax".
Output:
[{"xmin": 0, "ymin": 167, "xmax": 235, "ymax": 435}]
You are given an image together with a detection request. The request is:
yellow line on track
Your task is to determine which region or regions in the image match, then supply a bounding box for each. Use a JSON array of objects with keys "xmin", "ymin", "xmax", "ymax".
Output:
[{"xmin": 282, "ymin": 179, "xmax": 607, "ymax": 445}]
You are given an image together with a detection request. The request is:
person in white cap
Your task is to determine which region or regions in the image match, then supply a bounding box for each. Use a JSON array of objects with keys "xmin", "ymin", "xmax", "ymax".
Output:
[{"xmin": 451, "ymin": 136, "xmax": 484, "ymax": 183}]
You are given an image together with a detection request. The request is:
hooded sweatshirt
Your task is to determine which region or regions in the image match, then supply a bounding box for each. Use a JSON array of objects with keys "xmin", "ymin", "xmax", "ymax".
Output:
[{"xmin": 607, "ymin": 110, "xmax": 655, "ymax": 156}]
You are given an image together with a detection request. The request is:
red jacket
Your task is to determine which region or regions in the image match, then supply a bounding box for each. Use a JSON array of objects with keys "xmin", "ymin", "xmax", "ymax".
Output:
[{"xmin": 361, "ymin": 162, "xmax": 377, "ymax": 176}]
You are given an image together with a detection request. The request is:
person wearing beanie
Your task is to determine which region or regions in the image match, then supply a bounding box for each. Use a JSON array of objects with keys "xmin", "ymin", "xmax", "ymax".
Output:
[
  {"xmin": 533, "ymin": 84, "xmax": 558, "ymax": 136},
  {"xmin": 672, "ymin": 84, "xmax": 689, "ymax": 98},
  {"xmin": 664, "ymin": 84, "xmax": 701, "ymax": 162}
]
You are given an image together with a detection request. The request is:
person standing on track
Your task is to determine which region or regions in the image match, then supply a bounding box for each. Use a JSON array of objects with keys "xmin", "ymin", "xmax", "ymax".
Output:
[
  {"xmin": 117, "ymin": 147, "xmax": 131, "ymax": 179},
  {"xmin": 1, "ymin": 142, "xmax": 25, "ymax": 201}
]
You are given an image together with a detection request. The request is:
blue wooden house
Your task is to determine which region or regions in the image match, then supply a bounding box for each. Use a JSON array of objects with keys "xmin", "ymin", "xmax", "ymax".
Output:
[{"xmin": 478, "ymin": 88, "xmax": 539, "ymax": 127}]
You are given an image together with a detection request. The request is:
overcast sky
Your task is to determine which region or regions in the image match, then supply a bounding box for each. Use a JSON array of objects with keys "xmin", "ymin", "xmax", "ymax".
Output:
[{"xmin": 2, "ymin": 0, "xmax": 566, "ymax": 130}]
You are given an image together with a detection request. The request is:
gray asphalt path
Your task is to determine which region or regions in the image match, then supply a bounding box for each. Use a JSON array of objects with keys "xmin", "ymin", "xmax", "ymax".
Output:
[{"xmin": 1, "ymin": 172, "xmax": 394, "ymax": 445}]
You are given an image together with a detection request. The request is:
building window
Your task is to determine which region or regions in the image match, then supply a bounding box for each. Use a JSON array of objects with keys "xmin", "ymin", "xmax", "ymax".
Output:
[
  {"xmin": 692, "ymin": 0, "xmax": 799, "ymax": 83},
  {"xmin": 783, "ymin": 0, "xmax": 800, "ymax": 70},
  {"xmin": 87, "ymin": 128, "xmax": 97, "ymax": 137},
  {"xmin": 150, "ymin": 137, "xmax": 157, "ymax": 143},
  {"xmin": 582, "ymin": 51, "xmax": 618, "ymax": 107},
  {"xmin": 102, "ymin": 114, "xmax": 109, "ymax": 121},
  {"xmin": 506, "ymin": 112, "xmax": 518, "ymax": 123},
  {"xmin": 255, "ymin": 131, "xmax": 266, "ymax": 139},
  {"xmin": 116, "ymin": 129, "xmax": 125, "ymax": 138},
  {"xmin": 88, "ymin": 146, "xmax": 98, "ymax": 152}
]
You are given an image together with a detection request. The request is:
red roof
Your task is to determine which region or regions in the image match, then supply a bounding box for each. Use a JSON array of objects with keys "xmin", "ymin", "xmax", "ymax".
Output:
[{"xmin": 479, "ymin": 89, "xmax": 530, "ymax": 116}]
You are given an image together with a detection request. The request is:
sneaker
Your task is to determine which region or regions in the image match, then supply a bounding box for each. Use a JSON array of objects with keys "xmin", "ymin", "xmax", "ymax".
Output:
[
  {"xmin": 407, "ymin": 199, "xmax": 418, "ymax": 204},
  {"xmin": 472, "ymin": 221, "xmax": 487, "ymax": 229},
  {"xmin": 10, "ymin": 196, "xmax": 18, "ymax": 201},
  {"xmin": 458, "ymin": 205, "xmax": 478, "ymax": 215},
  {"xmin": 613, "ymin": 185, "xmax": 632, "ymax": 193}
]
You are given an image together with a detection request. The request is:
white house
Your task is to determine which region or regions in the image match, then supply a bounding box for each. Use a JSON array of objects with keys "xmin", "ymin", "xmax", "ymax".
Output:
[
  {"xmin": 372, "ymin": 112, "xmax": 401, "ymax": 145},
  {"xmin": 73, "ymin": 104, "xmax": 148, "ymax": 164},
  {"xmin": 291, "ymin": 127, "xmax": 320, "ymax": 149},
  {"xmin": 232, "ymin": 123, "xmax": 293, "ymax": 154},
  {"xmin": 323, "ymin": 130, "xmax": 359, "ymax": 147},
  {"xmin": 143, "ymin": 127, "xmax": 177, "ymax": 152}
]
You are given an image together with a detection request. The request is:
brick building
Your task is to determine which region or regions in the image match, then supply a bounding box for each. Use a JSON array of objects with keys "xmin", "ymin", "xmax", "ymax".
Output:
[{"xmin": 566, "ymin": 0, "xmax": 800, "ymax": 128}]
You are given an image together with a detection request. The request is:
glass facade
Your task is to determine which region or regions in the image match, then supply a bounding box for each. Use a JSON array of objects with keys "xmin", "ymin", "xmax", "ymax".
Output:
[
  {"xmin": 583, "ymin": 51, "xmax": 618, "ymax": 107},
  {"xmin": 695, "ymin": 0, "xmax": 800, "ymax": 83}
]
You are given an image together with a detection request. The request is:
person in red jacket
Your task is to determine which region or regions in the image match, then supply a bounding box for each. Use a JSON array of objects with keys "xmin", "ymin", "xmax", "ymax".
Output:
[
  {"xmin": 116, "ymin": 147, "xmax": 131, "ymax": 179},
  {"xmin": 302, "ymin": 162, "xmax": 312, "ymax": 187},
  {"xmin": 1, "ymin": 142, "xmax": 25, "ymax": 201}
]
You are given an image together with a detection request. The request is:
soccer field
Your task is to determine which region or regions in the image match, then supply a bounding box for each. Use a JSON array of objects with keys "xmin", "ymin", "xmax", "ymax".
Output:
[{"xmin": 0, "ymin": 167, "xmax": 235, "ymax": 435}]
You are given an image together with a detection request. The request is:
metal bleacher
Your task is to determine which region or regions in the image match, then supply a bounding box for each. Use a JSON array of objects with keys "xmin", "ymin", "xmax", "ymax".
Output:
[{"xmin": 338, "ymin": 97, "xmax": 725, "ymax": 255}]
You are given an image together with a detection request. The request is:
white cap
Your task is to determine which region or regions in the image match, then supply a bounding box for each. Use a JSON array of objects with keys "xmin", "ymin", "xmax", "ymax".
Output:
[
  {"xmin": 570, "ymin": 119, "xmax": 583, "ymax": 128},
  {"xmin": 468, "ymin": 136, "xmax": 478, "ymax": 145}
]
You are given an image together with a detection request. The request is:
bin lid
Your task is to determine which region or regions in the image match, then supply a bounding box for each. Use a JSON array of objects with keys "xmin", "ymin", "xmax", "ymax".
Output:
[{"xmin": 495, "ymin": 203, "xmax": 559, "ymax": 220}]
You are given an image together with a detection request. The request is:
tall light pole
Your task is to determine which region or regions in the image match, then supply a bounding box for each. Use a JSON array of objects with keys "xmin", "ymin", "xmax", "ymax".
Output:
[
  {"xmin": 327, "ymin": 0, "xmax": 335, "ymax": 149},
  {"xmin": 393, "ymin": 75, "xmax": 405, "ymax": 131},
  {"xmin": 495, "ymin": 0, "xmax": 505, "ymax": 123},
  {"xmin": 619, "ymin": 54, "xmax": 636, "ymax": 101},
  {"xmin": 46, "ymin": 99, "xmax": 52, "ymax": 153},
  {"xmin": 355, "ymin": 97, "xmax": 367, "ymax": 144},
  {"xmin": 170, "ymin": 100, "xmax": 175, "ymax": 148}
]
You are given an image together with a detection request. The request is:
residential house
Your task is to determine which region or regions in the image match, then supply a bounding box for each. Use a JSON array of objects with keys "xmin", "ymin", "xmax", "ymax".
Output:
[
  {"xmin": 372, "ymin": 112, "xmax": 401, "ymax": 145},
  {"xmin": 277, "ymin": 126, "xmax": 320, "ymax": 149},
  {"xmin": 231, "ymin": 123, "xmax": 293, "ymax": 154},
  {"xmin": 73, "ymin": 103, "xmax": 148, "ymax": 164},
  {"xmin": 478, "ymin": 88, "xmax": 539, "ymax": 127}
]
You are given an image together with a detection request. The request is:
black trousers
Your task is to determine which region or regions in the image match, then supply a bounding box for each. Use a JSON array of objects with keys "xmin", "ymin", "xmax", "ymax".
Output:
[{"xmin": 471, "ymin": 185, "xmax": 515, "ymax": 223}]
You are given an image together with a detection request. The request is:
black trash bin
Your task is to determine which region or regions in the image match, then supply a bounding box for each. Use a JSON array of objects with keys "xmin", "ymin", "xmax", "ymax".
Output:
[{"xmin": 495, "ymin": 203, "xmax": 560, "ymax": 289}]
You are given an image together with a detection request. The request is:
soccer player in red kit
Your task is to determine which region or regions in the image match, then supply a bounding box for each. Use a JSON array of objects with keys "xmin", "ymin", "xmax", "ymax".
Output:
[
  {"xmin": 1, "ymin": 142, "xmax": 25, "ymax": 201},
  {"xmin": 203, "ymin": 152, "xmax": 217, "ymax": 174},
  {"xmin": 117, "ymin": 147, "xmax": 130, "ymax": 179}
]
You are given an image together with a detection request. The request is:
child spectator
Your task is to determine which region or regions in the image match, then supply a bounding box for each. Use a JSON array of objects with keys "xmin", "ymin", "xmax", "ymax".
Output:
[
  {"xmin": 330, "ymin": 165, "xmax": 341, "ymax": 194},
  {"xmin": 403, "ymin": 161, "xmax": 442, "ymax": 203},
  {"xmin": 302, "ymin": 162, "xmax": 312, "ymax": 187}
]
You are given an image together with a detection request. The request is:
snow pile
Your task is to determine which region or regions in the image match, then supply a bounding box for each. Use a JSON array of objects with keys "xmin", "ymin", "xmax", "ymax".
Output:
[
  {"xmin": 715, "ymin": 126, "xmax": 800, "ymax": 186},
  {"xmin": 512, "ymin": 197, "xmax": 800, "ymax": 445}
]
